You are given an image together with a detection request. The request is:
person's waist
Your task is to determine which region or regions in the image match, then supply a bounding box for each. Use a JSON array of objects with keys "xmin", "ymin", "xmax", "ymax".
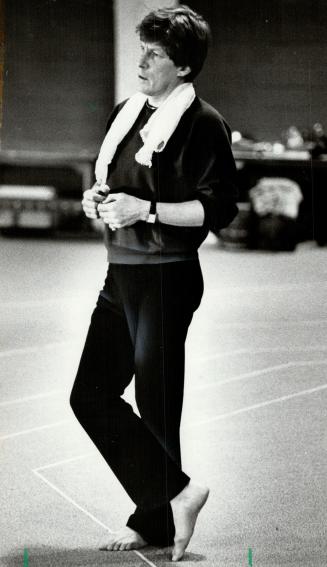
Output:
[
  {"xmin": 108, "ymin": 245, "xmax": 197, "ymax": 264},
  {"xmin": 104, "ymin": 223, "xmax": 206, "ymax": 263}
]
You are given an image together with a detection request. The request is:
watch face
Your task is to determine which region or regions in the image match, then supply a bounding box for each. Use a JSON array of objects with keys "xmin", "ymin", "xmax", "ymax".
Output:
[{"xmin": 147, "ymin": 213, "xmax": 157, "ymax": 224}]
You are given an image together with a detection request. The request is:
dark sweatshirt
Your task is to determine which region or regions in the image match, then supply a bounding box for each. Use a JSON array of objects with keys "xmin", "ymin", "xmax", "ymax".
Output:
[{"xmin": 103, "ymin": 96, "xmax": 238, "ymax": 264}]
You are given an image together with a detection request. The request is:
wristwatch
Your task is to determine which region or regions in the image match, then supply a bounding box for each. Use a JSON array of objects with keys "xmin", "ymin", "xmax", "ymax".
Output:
[{"xmin": 146, "ymin": 200, "xmax": 157, "ymax": 223}]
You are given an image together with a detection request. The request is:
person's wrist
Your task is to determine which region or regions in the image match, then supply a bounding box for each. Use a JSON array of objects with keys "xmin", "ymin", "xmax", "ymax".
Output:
[{"xmin": 140, "ymin": 199, "xmax": 151, "ymax": 222}]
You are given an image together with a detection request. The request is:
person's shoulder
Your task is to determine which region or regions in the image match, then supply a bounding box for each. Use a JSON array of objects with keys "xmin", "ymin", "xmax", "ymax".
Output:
[
  {"xmin": 188, "ymin": 97, "xmax": 232, "ymax": 139},
  {"xmin": 117, "ymin": 97, "xmax": 131, "ymax": 108},
  {"xmin": 112, "ymin": 98, "xmax": 129, "ymax": 114},
  {"xmin": 194, "ymin": 97, "xmax": 224, "ymax": 119},
  {"xmin": 105, "ymin": 98, "xmax": 130, "ymax": 131},
  {"xmin": 107, "ymin": 95, "xmax": 146, "ymax": 122}
]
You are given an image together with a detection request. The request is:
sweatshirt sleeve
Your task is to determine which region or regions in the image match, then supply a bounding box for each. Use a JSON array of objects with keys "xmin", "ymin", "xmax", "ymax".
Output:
[{"xmin": 184, "ymin": 111, "xmax": 239, "ymax": 233}]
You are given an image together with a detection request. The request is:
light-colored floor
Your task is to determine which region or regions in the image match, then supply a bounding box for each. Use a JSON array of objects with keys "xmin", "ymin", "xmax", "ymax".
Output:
[{"xmin": 1, "ymin": 234, "xmax": 326, "ymax": 566}]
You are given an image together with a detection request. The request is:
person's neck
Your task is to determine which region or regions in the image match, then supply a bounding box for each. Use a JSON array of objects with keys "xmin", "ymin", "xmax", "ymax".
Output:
[
  {"xmin": 148, "ymin": 81, "xmax": 185, "ymax": 108},
  {"xmin": 146, "ymin": 99, "xmax": 158, "ymax": 110},
  {"xmin": 147, "ymin": 94, "xmax": 168, "ymax": 108}
]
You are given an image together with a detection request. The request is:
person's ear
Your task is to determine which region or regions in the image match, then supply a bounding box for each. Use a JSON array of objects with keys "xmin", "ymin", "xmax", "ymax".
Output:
[{"xmin": 177, "ymin": 65, "xmax": 191, "ymax": 78}]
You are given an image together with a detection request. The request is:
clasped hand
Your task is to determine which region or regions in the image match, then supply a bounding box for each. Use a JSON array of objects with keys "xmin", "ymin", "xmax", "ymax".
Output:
[{"xmin": 82, "ymin": 184, "xmax": 149, "ymax": 230}]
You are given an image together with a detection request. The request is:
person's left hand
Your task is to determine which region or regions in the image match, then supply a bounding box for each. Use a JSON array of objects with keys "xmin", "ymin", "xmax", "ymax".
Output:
[{"xmin": 97, "ymin": 193, "xmax": 150, "ymax": 230}]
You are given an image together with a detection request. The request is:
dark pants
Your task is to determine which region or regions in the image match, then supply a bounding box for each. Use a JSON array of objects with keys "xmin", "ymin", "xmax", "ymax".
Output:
[{"xmin": 70, "ymin": 260, "xmax": 203, "ymax": 546}]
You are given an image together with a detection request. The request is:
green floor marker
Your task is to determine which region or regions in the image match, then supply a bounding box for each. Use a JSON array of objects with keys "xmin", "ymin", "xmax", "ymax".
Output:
[
  {"xmin": 248, "ymin": 547, "xmax": 253, "ymax": 566},
  {"xmin": 23, "ymin": 548, "xmax": 29, "ymax": 566}
]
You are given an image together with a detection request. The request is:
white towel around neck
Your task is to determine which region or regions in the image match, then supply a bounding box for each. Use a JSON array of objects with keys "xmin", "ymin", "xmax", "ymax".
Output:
[{"xmin": 95, "ymin": 82, "xmax": 196, "ymax": 185}]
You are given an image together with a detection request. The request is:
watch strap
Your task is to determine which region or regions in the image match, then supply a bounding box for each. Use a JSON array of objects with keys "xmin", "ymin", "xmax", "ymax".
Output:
[{"xmin": 146, "ymin": 200, "xmax": 157, "ymax": 223}]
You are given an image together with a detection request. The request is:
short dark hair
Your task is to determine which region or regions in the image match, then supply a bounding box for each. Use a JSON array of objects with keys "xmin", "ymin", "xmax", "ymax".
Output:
[{"xmin": 136, "ymin": 5, "xmax": 211, "ymax": 81}]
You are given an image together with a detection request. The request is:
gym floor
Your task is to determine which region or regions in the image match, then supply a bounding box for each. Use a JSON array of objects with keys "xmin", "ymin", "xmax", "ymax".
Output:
[{"xmin": 1, "ymin": 233, "xmax": 326, "ymax": 566}]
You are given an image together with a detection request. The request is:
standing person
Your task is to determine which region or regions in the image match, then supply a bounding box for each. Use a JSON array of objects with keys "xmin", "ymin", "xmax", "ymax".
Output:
[{"xmin": 70, "ymin": 5, "xmax": 238, "ymax": 562}]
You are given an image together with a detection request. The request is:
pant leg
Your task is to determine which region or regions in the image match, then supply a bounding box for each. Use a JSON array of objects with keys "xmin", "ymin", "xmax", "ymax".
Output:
[
  {"xmin": 69, "ymin": 292, "xmax": 135, "ymax": 473},
  {"xmin": 124, "ymin": 260, "xmax": 204, "ymax": 545},
  {"xmin": 70, "ymin": 266, "xmax": 190, "ymax": 512}
]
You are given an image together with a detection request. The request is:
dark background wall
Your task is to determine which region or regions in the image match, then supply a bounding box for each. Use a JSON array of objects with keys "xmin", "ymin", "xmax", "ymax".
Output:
[
  {"xmin": 2, "ymin": 1, "xmax": 326, "ymax": 150},
  {"xmin": 1, "ymin": 0, "xmax": 114, "ymax": 154},
  {"xmin": 188, "ymin": 0, "xmax": 327, "ymax": 141}
]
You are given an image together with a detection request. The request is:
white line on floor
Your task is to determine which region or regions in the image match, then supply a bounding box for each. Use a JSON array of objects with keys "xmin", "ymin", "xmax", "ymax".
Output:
[
  {"xmin": 0, "ymin": 419, "xmax": 70, "ymax": 440},
  {"xmin": 0, "ymin": 340, "xmax": 77, "ymax": 359},
  {"xmin": 1, "ymin": 295, "xmax": 94, "ymax": 309},
  {"xmin": 205, "ymin": 282, "xmax": 327, "ymax": 294},
  {"xmin": 185, "ymin": 382, "xmax": 327, "ymax": 429},
  {"xmin": 33, "ymin": 467, "xmax": 113, "ymax": 531},
  {"xmin": 1, "ymin": 342, "xmax": 325, "ymax": 362},
  {"xmin": 34, "ymin": 453, "xmax": 94, "ymax": 472},
  {"xmin": 211, "ymin": 320, "xmax": 327, "ymax": 330},
  {"xmin": 191, "ymin": 360, "xmax": 327, "ymax": 391},
  {"xmin": 194, "ymin": 345, "xmax": 327, "ymax": 362},
  {"xmin": 0, "ymin": 389, "xmax": 65, "ymax": 407},
  {"xmin": 33, "ymin": 469, "xmax": 158, "ymax": 567}
]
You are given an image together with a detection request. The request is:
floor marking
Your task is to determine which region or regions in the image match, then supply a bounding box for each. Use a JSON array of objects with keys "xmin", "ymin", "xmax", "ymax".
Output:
[
  {"xmin": 205, "ymin": 281, "xmax": 327, "ymax": 294},
  {"xmin": 1, "ymin": 294, "xmax": 93, "ymax": 309},
  {"xmin": 185, "ymin": 382, "xmax": 327, "ymax": 429},
  {"xmin": 33, "ymin": 468, "xmax": 158, "ymax": 567},
  {"xmin": 1, "ymin": 342, "xmax": 325, "ymax": 361},
  {"xmin": 0, "ymin": 389, "xmax": 65, "ymax": 407},
  {"xmin": 211, "ymin": 319, "xmax": 327, "ymax": 330},
  {"xmin": 34, "ymin": 453, "xmax": 94, "ymax": 473},
  {"xmin": 191, "ymin": 360, "xmax": 327, "ymax": 391},
  {"xmin": 0, "ymin": 340, "xmax": 77, "ymax": 359},
  {"xmin": 194, "ymin": 345, "xmax": 327, "ymax": 362},
  {"xmin": 0, "ymin": 419, "xmax": 70, "ymax": 440}
]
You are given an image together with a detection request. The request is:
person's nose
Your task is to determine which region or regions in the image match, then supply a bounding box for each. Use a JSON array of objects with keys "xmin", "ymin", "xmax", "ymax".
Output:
[{"xmin": 138, "ymin": 51, "xmax": 149, "ymax": 69}]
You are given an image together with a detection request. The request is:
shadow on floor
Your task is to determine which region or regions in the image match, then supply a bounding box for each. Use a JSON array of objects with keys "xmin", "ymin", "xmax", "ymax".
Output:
[{"xmin": 2, "ymin": 547, "xmax": 207, "ymax": 566}]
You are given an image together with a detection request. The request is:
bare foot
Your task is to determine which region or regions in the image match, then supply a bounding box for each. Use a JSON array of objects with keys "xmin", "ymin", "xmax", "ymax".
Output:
[
  {"xmin": 99, "ymin": 526, "xmax": 148, "ymax": 551},
  {"xmin": 170, "ymin": 482, "xmax": 209, "ymax": 562}
]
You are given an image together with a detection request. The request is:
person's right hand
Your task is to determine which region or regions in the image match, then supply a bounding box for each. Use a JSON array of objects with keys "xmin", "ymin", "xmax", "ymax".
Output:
[{"xmin": 82, "ymin": 183, "xmax": 110, "ymax": 219}]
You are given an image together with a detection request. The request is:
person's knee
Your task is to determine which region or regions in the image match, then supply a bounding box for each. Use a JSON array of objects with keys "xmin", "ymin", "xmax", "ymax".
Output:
[
  {"xmin": 69, "ymin": 379, "xmax": 92, "ymax": 421},
  {"xmin": 69, "ymin": 383, "xmax": 82, "ymax": 417}
]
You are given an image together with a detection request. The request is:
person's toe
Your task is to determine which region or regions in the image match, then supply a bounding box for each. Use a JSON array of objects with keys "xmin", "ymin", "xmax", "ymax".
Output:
[
  {"xmin": 125, "ymin": 542, "xmax": 133, "ymax": 551},
  {"xmin": 99, "ymin": 527, "xmax": 148, "ymax": 552},
  {"xmin": 172, "ymin": 543, "xmax": 184, "ymax": 562}
]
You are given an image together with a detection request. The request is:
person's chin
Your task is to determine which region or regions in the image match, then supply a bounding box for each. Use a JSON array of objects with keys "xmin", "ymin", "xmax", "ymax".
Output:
[
  {"xmin": 139, "ymin": 86, "xmax": 148, "ymax": 95},
  {"xmin": 138, "ymin": 79, "xmax": 151, "ymax": 94}
]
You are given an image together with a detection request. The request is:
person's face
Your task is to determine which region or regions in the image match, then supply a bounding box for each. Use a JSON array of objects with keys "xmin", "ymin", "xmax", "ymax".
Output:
[{"xmin": 137, "ymin": 41, "xmax": 190, "ymax": 105}]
